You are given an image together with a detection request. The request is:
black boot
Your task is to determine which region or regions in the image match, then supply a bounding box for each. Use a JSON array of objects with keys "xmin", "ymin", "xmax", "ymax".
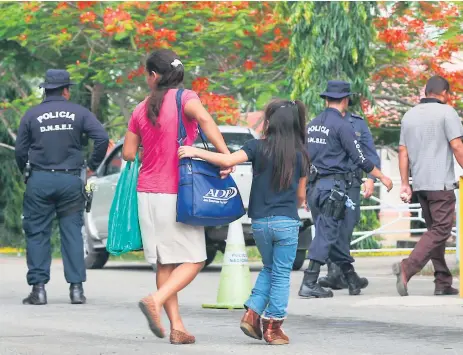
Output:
[
  {"xmin": 23, "ymin": 283, "xmax": 47, "ymax": 305},
  {"xmin": 318, "ymin": 261, "xmax": 348, "ymax": 290},
  {"xmin": 70, "ymin": 283, "xmax": 86, "ymax": 304},
  {"xmin": 341, "ymin": 264, "xmax": 369, "ymax": 296},
  {"xmin": 298, "ymin": 260, "xmax": 334, "ymax": 298}
]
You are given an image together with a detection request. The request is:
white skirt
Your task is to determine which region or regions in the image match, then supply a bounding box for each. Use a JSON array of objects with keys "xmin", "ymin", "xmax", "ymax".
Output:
[{"xmin": 137, "ymin": 192, "xmax": 207, "ymax": 265}]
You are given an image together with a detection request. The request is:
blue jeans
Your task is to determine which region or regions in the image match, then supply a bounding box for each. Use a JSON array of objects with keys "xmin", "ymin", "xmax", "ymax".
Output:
[{"xmin": 244, "ymin": 216, "xmax": 300, "ymax": 319}]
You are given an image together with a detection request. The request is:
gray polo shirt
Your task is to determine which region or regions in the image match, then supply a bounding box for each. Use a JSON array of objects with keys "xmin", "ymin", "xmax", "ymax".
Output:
[{"xmin": 399, "ymin": 100, "xmax": 463, "ymax": 191}]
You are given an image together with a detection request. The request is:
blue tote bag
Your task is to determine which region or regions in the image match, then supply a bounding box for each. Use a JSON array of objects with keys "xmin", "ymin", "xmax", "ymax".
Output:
[
  {"xmin": 176, "ymin": 89, "xmax": 246, "ymax": 226},
  {"xmin": 106, "ymin": 154, "xmax": 143, "ymax": 255}
]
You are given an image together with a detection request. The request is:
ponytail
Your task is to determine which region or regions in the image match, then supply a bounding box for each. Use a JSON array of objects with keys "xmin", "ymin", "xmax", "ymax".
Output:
[{"xmin": 145, "ymin": 50, "xmax": 185, "ymax": 126}]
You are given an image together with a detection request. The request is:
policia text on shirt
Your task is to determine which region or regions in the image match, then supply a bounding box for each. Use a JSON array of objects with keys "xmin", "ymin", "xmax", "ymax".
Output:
[
  {"xmin": 14, "ymin": 69, "xmax": 109, "ymax": 306},
  {"xmin": 298, "ymin": 81, "xmax": 392, "ymax": 299}
]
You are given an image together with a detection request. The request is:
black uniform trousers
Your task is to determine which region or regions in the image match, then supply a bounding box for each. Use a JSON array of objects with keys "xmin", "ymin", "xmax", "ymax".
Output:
[
  {"xmin": 307, "ymin": 178, "xmax": 355, "ymax": 265},
  {"xmin": 340, "ymin": 184, "xmax": 361, "ymax": 255},
  {"xmin": 23, "ymin": 170, "xmax": 86, "ymax": 285}
]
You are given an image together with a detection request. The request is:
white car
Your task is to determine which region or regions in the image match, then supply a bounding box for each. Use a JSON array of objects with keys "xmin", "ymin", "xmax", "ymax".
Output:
[{"xmin": 83, "ymin": 126, "xmax": 313, "ymax": 270}]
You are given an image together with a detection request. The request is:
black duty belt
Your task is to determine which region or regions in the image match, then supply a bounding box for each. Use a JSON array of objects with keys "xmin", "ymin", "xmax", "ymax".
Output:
[
  {"xmin": 318, "ymin": 173, "xmax": 348, "ymax": 181},
  {"xmin": 32, "ymin": 168, "xmax": 80, "ymax": 175}
]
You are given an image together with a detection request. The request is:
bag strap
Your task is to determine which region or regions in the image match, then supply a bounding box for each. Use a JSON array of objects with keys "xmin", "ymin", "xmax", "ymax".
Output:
[
  {"xmin": 176, "ymin": 89, "xmax": 186, "ymax": 146},
  {"xmin": 175, "ymin": 89, "xmax": 208, "ymax": 149},
  {"xmin": 126, "ymin": 152, "xmax": 139, "ymax": 171}
]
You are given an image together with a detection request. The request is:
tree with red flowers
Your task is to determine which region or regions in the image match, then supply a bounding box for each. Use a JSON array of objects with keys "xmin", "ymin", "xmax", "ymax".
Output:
[
  {"xmin": 0, "ymin": 1, "xmax": 290, "ymax": 134},
  {"xmin": 366, "ymin": 1, "xmax": 463, "ymax": 145},
  {"xmin": 0, "ymin": 1, "xmax": 290, "ymax": 245},
  {"xmin": 280, "ymin": 1, "xmax": 463, "ymax": 146}
]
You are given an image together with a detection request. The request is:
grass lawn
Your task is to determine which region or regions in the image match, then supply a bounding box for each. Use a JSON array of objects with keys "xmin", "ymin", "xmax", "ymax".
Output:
[
  {"xmin": 108, "ymin": 247, "xmax": 263, "ymax": 264},
  {"xmin": 418, "ymin": 265, "xmax": 460, "ymax": 277}
]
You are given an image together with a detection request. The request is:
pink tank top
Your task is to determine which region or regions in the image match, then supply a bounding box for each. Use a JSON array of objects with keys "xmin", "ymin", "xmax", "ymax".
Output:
[{"xmin": 128, "ymin": 89, "xmax": 200, "ymax": 193}]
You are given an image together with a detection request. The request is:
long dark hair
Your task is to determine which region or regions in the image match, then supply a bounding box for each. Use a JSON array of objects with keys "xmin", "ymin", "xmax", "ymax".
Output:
[
  {"xmin": 146, "ymin": 49, "xmax": 184, "ymax": 125},
  {"xmin": 261, "ymin": 99, "xmax": 310, "ymax": 191}
]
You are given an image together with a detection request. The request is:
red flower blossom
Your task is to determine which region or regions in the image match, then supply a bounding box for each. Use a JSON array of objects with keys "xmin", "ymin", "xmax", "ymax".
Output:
[
  {"xmin": 80, "ymin": 11, "xmax": 97, "ymax": 24},
  {"xmin": 244, "ymin": 59, "xmax": 256, "ymax": 71},
  {"xmin": 192, "ymin": 77, "xmax": 209, "ymax": 93},
  {"xmin": 77, "ymin": 1, "xmax": 95, "ymax": 10}
]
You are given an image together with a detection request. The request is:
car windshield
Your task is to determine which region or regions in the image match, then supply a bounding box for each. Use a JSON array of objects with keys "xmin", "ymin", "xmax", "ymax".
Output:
[{"xmin": 193, "ymin": 132, "xmax": 255, "ymax": 153}]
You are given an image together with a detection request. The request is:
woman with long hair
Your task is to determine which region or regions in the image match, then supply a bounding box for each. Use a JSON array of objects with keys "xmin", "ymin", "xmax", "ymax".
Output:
[
  {"xmin": 178, "ymin": 99, "xmax": 310, "ymax": 345},
  {"xmin": 122, "ymin": 49, "xmax": 231, "ymax": 345}
]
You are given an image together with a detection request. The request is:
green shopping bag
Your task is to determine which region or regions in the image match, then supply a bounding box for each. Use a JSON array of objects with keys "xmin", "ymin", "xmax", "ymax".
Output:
[{"xmin": 106, "ymin": 154, "xmax": 142, "ymax": 255}]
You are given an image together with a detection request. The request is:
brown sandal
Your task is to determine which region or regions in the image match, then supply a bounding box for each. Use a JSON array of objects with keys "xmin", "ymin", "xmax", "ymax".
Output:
[
  {"xmin": 170, "ymin": 329, "xmax": 196, "ymax": 344},
  {"xmin": 138, "ymin": 295, "xmax": 165, "ymax": 338}
]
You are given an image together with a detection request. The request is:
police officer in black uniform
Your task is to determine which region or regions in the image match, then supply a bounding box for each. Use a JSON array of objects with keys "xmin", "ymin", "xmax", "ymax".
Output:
[
  {"xmin": 318, "ymin": 110, "xmax": 381, "ymax": 291},
  {"xmin": 15, "ymin": 69, "xmax": 109, "ymax": 305},
  {"xmin": 298, "ymin": 81, "xmax": 392, "ymax": 298}
]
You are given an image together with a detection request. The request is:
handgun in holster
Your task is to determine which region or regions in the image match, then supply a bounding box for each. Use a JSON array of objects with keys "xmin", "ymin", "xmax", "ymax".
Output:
[
  {"xmin": 308, "ymin": 165, "xmax": 318, "ymax": 184},
  {"xmin": 322, "ymin": 186, "xmax": 348, "ymax": 220},
  {"xmin": 23, "ymin": 161, "xmax": 31, "ymax": 184},
  {"xmin": 299, "ymin": 219, "xmax": 313, "ymax": 232},
  {"xmin": 80, "ymin": 160, "xmax": 94, "ymax": 213},
  {"xmin": 345, "ymin": 172, "xmax": 354, "ymax": 188}
]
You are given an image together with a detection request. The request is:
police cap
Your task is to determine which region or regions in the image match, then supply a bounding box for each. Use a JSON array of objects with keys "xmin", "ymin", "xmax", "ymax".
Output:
[
  {"xmin": 39, "ymin": 69, "xmax": 75, "ymax": 89},
  {"xmin": 320, "ymin": 80, "xmax": 352, "ymax": 100}
]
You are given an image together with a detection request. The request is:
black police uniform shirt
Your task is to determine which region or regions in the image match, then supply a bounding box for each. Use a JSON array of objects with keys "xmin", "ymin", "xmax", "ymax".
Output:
[
  {"xmin": 345, "ymin": 112, "xmax": 381, "ymax": 181},
  {"xmin": 15, "ymin": 95, "xmax": 109, "ymax": 173},
  {"xmin": 241, "ymin": 139, "xmax": 305, "ymax": 221},
  {"xmin": 306, "ymin": 108, "xmax": 375, "ymax": 176}
]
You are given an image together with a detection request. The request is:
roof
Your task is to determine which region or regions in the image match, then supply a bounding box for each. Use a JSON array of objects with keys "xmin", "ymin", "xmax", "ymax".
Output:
[{"xmin": 217, "ymin": 125, "xmax": 255, "ymax": 134}]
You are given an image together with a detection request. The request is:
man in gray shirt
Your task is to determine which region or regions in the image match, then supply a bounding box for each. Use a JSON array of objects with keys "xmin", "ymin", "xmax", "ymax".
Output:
[{"xmin": 394, "ymin": 75, "xmax": 463, "ymax": 296}]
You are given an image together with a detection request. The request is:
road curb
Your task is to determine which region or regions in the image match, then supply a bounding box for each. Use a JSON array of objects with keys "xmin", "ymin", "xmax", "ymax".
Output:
[
  {"xmin": 0, "ymin": 247, "xmax": 457, "ymax": 258},
  {"xmin": 351, "ymin": 249, "xmax": 456, "ymax": 257}
]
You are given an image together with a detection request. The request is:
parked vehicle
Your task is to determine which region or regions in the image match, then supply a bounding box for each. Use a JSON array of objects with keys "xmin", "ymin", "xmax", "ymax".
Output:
[{"xmin": 83, "ymin": 126, "xmax": 313, "ymax": 270}]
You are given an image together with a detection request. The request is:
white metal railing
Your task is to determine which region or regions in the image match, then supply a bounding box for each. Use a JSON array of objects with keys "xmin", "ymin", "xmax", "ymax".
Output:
[{"xmin": 351, "ymin": 178, "xmax": 457, "ymax": 248}]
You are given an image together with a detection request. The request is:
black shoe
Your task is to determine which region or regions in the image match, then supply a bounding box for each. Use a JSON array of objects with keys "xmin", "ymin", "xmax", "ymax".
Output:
[
  {"xmin": 23, "ymin": 284, "xmax": 47, "ymax": 305},
  {"xmin": 341, "ymin": 265, "xmax": 368, "ymax": 296},
  {"xmin": 434, "ymin": 286, "xmax": 458, "ymax": 296},
  {"xmin": 318, "ymin": 262, "xmax": 348, "ymax": 290},
  {"xmin": 70, "ymin": 283, "xmax": 86, "ymax": 304},
  {"xmin": 299, "ymin": 261, "xmax": 334, "ymax": 298}
]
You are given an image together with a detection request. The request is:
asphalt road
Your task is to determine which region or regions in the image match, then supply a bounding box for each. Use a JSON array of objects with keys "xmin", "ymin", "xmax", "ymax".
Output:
[{"xmin": 1, "ymin": 255, "xmax": 463, "ymax": 355}]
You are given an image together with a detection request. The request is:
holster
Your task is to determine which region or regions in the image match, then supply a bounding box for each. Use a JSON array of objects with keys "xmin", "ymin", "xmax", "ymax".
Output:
[
  {"xmin": 321, "ymin": 187, "xmax": 348, "ymax": 220},
  {"xmin": 80, "ymin": 161, "xmax": 93, "ymax": 213},
  {"xmin": 345, "ymin": 172, "xmax": 354, "ymax": 188},
  {"xmin": 23, "ymin": 162, "xmax": 31, "ymax": 184},
  {"xmin": 309, "ymin": 165, "xmax": 318, "ymax": 184},
  {"xmin": 309, "ymin": 171, "xmax": 318, "ymax": 184}
]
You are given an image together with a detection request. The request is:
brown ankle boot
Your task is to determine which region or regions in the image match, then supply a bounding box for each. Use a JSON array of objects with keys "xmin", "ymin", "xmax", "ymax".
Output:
[
  {"xmin": 240, "ymin": 309, "xmax": 262, "ymax": 340},
  {"xmin": 262, "ymin": 318, "xmax": 289, "ymax": 345}
]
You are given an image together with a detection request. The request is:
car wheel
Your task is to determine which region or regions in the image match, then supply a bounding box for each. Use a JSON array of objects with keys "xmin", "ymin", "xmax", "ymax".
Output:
[
  {"xmin": 205, "ymin": 246, "xmax": 217, "ymax": 267},
  {"xmin": 83, "ymin": 227, "xmax": 109, "ymax": 269},
  {"xmin": 292, "ymin": 249, "xmax": 307, "ymax": 271}
]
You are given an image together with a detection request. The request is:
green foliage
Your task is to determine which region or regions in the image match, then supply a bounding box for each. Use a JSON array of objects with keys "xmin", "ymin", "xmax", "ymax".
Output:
[
  {"xmin": 352, "ymin": 188, "xmax": 381, "ymax": 250},
  {"xmin": 0, "ymin": 1, "xmax": 289, "ymax": 246},
  {"xmin": 353, "ymin": 211, "xmax": 381, "ymax": 250},
  {"xmin": 279, "ymin": 1, "xmax": 378, "ymax": 118}
]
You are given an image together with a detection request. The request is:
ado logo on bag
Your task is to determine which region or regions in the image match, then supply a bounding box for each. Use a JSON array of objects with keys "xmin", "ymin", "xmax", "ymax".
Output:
[{"xmin": 203, "ymin": 187, "xmax": 238, "ymax": 204}]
